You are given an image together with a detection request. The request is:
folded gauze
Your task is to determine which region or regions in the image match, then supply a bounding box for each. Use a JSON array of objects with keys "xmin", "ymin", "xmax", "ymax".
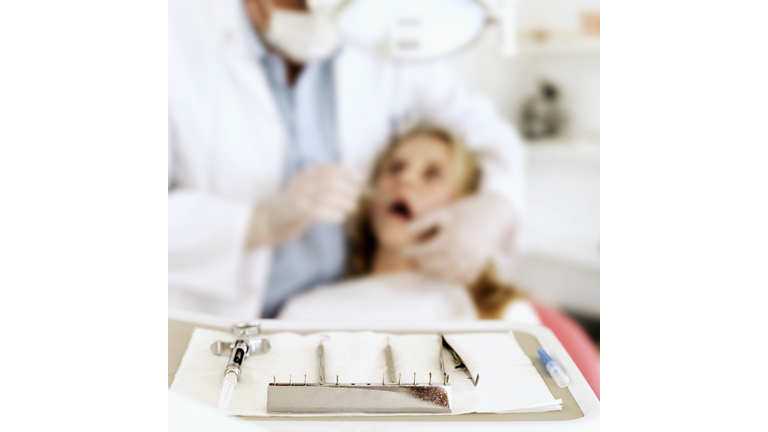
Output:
[{"xmin": 170, "ymin": 328, "xmax": 562, "ymax": 416}]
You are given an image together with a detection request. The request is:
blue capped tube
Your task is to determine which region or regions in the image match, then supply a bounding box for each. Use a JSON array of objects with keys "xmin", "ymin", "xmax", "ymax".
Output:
[{"xmin": 538, "ymin": 349, "xmax": 570, "ymax": 388}]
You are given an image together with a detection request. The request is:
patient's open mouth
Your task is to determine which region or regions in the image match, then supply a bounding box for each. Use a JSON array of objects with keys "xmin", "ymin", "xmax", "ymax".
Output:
[{"xmin": 389, "ymin": 199, "xmax": 412, "ymax": 220}]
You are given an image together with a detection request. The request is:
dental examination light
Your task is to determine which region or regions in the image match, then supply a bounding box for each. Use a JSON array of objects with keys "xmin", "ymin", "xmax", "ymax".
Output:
[{"xmin": 336, "ymin": 0, "xmax": 519, "ymax": 60}]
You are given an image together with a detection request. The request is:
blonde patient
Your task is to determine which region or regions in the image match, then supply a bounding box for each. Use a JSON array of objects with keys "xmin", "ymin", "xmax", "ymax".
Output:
[{"xmin": 278, "ymin": 126, "xmax": 537, "ymax": 322}]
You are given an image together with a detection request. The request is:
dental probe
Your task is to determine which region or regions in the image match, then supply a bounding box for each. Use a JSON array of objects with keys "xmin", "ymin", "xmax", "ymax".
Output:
[
  {"xmin": 318, "ymin": 339, "xmax": 326, "ymax": 385},
  {"xmin": 385, "ymin": 336, "xmax": 396, "ymax": 383}
]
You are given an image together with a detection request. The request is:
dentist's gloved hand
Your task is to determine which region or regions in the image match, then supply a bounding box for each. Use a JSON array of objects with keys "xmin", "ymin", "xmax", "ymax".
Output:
[
  {"xmin": 403, "ymin": 192, "xmax": 517, "ymax": 285},
  {"xmin": 245, "ymin": 166, "xmax": 362, "ymax": 249}
]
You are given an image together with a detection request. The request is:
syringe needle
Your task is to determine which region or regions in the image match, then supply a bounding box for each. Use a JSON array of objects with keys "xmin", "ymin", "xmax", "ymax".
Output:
[{"xmin": 218, "ymin": 372, "xmax": 238, "ymax": 409}]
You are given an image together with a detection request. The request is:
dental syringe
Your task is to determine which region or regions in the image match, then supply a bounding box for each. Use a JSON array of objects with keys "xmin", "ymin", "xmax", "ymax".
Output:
[{"xmin": 211, "ymin": 322, "xmax": 271, "ymax": 409}]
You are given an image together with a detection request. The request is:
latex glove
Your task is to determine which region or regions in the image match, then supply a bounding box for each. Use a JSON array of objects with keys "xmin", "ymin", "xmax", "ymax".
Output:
[
  {"xmin": 245, "ymin": 165, "xmax": 362, "ymax": 249},
  {"xmin": 403, "ymin": 192, "xmax": 517, "ymax": 285}
]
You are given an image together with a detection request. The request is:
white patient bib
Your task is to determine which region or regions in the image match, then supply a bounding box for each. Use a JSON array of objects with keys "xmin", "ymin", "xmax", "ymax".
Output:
[{"xmin": 277, "ymin": 272, "xmax": 478, "ymax": 320}]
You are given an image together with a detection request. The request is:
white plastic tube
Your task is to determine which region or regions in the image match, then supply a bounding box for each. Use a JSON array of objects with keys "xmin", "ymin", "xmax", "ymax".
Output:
[{"xmin": 218, "ymin": 372, "xmax": 238, "ymax": 409}]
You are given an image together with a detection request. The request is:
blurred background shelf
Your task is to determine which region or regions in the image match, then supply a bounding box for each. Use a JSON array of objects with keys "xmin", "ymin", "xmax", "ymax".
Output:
[
  {"xmin": 519, "ymin": 39, "xmax": 600, "ymax": 55},
  {"xmin": 525, "ymin": 139, "xmax": 600, "ymax": 163},
  {"xmin": 528, "ymin": 237, "xmax": 600, "ymax": 271}
]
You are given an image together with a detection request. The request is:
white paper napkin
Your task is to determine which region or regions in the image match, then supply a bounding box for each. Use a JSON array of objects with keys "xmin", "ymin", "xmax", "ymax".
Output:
[
  {"xmin": 442, "ymin": 333, "xmax": 563, "ymax": 413},
  {"xmin": 170, "ymin": 328, "xmax": 562, "ymax": 416}
]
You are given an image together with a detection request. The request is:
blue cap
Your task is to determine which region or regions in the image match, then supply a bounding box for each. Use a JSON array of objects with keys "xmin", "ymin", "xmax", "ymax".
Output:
[{"xmin": 537, "ymin": 348, "xmax": 553, "ymax": 365}]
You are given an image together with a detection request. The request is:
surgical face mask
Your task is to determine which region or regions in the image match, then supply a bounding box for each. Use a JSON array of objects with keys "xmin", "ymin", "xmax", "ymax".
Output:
[{"xmin": 263, "ymin": 0, "xmax": 342, "ymax": 64}]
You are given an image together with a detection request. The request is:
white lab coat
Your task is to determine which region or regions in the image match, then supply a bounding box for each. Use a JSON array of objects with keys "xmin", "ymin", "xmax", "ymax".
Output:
[{"xmin": 168, "ymin": 0, "xmax": 526, "ymax": 319}]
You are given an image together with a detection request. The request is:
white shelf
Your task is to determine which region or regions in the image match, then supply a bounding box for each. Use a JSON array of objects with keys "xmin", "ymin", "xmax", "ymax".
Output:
[
  {"xmin": 527, "ymin": 238, "xmax": 600, "ymax": 270},
  {"xmin": 525, "ymin": 139, "xmax": 600, "ymax": 163},
  {"xmin": 518, "ymin": 39, "xmax": 600, "ymax": 55}
]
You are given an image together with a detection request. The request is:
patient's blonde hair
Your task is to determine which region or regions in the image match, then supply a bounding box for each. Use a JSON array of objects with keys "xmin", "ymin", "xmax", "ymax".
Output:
[{"xmin": 346, "ymin": 126, "xmax": 523, "ymax": 319}]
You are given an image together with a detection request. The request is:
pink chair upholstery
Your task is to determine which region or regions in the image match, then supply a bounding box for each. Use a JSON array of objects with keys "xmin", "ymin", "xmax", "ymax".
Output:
[{"xmin": 531, "ymin": 300, "xmax": 600, "ymax": 399}]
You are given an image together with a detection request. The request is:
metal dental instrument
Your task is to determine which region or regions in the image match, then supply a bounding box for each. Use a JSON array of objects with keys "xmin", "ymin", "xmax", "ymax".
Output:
[
  {"xmin": 317, "ymin": 337, "xmax": 326, "ymax": 385},
  {"xmin": 440, "ymin": 334, "xmax": 480, "ymax": 387},
  {"xmin": 210, "ymin": 321, "xmax": 271, "ymax": 409},
  {"xmin": 267, "ymin": 335, "xmax": 452, "ymax": 413},
  {"xmin": 438, "ymin": 334, "xmax": 446, "ymax": 379},
  {"xmin": 385, "ymin": 336, "xmax": 396, "ymax": 383}
]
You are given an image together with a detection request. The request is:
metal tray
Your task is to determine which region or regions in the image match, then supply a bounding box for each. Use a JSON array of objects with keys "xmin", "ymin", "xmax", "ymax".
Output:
[{"xmin": 168, "ymin": 309, "xmax": 600, "ymax": 431}]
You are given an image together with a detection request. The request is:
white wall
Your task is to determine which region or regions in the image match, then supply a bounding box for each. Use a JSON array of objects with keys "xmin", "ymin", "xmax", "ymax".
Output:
[{"xmin": 448, "ymin": 26, "xmax": 523, "ymax": 125}]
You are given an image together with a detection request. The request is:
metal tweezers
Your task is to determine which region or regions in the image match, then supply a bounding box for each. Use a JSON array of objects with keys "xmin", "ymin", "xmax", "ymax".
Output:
[{"xmin": 440, "ymin": 334, "xmax": 480, "ymax": 387}]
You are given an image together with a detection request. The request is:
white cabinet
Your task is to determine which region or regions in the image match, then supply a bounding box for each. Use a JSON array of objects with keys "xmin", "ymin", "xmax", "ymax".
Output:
[
  {"xmin": 511, "ymin": 141, "xmax": 600, "ymax": 317},
  {"xmin": 449, "ymin": 0, "xmax": 600, "ymax": 318},
  {"xmin": 524, "ymin": 141, "xmax": 599, "ymax": 269}
]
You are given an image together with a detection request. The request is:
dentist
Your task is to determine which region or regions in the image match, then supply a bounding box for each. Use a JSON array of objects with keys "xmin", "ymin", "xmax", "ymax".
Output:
[{"xmin": 168, "ymin": 0, "xmax": 526, "ymax": 318}]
